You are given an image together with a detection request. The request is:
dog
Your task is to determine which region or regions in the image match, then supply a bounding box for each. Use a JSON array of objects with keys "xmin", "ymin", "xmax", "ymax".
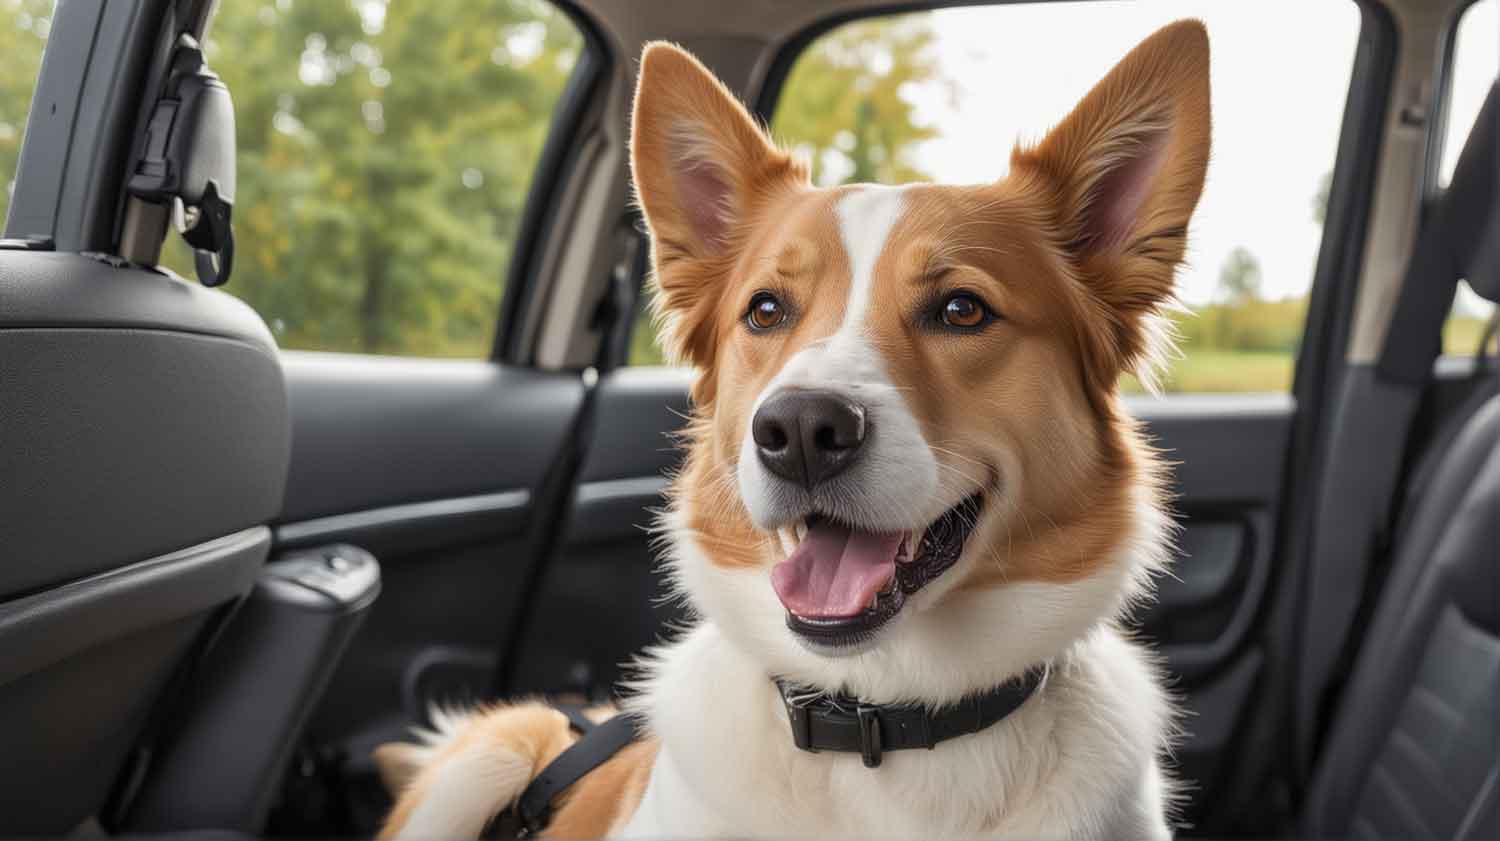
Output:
[{"xmin": 376, "ymin": 18, "xmax": 1209, "ymax": 840}]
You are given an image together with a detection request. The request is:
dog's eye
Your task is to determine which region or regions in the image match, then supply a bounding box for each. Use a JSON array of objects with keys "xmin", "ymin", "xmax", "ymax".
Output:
[
  {"xmin": 940, "ymin": 292, "xmax": 991, "ymax": 330},
  {"xmin": 746, "ymin": 291, "xmax": 787, "ymax": 331}
]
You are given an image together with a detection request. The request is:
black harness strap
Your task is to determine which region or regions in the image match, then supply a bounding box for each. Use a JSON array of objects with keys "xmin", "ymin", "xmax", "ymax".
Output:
[
  {"xmin": 500, "ymin": 710, "xmax": 641, "ymax": 838},
  {"xmin": 556, "ymin": 705, "xmax": 599, "ymax": 736}
]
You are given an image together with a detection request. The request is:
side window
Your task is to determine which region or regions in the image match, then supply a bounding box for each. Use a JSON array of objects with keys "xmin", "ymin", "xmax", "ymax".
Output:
[
  {"xmin": 1439, "ymin": 0, "xmax": 1497, "ymax": 358},
  {"xmin": 163, "ymin": 0, "xmax": 584, "ymax": 357},
  {"xmin": 0, "ymin": 0, "xmax": 52, "ymax": 230},
  {"xmin": 629, "ymin": 2, "xmax": 1363, "ymax": 395}
]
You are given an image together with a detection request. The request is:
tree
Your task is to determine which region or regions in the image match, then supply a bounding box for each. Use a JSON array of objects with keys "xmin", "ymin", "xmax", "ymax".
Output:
[
  {"xmin": 771, "ymin": 16, "xmax": 947, "ymax": 186},
  {"xmin": 0, "ymin": 0, "xmax": 53, "ymax": 231},
  {"xmin": 162, "ymin": 0, "xmax": 581, "ymax": 356},
  {"xmin": 1312, "ymin": 170, "xmax": 1331, "ymax": 225},
  {"xmin": 1218, "ymin": 246, "xmax": 1263, "ymax": 304}
]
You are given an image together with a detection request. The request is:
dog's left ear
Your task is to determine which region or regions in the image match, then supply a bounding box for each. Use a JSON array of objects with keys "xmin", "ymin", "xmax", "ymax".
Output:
[
  {"xmin": 631, "ymin": 43, "xmax": 807, "ymax": 381},
  {"xmin": 1011, "ymin": 19, "xmax": 1211, "ymax": 390}
]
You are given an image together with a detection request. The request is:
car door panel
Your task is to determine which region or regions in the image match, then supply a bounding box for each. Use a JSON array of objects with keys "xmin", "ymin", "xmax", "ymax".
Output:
[
  {"xmin": 275, "ymin": 352, "xmax": 585, "ymax": 784},
  {"xmin": 278, "ymin": 352, "xmax": 580, "ymax": 522}
]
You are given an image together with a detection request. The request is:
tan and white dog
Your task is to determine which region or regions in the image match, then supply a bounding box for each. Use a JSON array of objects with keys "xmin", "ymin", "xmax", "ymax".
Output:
[{"xmin": 377, "ymin": 18, "xmax": 1210, "ymax": 840}]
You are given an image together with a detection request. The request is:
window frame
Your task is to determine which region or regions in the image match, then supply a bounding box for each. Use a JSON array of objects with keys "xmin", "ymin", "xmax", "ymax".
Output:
[
  {"xmin": 491, "ymin": 0, "xmax": 610, "ymax": 365},
  {"xmin": 4, "ymin": 0, "xmax": 193, "ymax": 251},
  {"xmin": 1422, "ymin": 0, "xmax": 1495, "ymax": 360},
  {"xmin": 1422, "ymin": 0, "xmax": 1492, "ymax": 199}
]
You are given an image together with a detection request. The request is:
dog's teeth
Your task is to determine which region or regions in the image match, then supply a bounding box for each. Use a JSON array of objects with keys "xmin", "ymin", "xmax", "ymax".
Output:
[
  {"xmin": 777, "ymin": 527, "xmax": 797, "ymax": 556},
  {"xmin": 795, "ymin": 519, "xmax": 808, "ymax": 542},
  {"xmin": 868, "ymin": 593, "xmax": 879, "ymax": 611}
]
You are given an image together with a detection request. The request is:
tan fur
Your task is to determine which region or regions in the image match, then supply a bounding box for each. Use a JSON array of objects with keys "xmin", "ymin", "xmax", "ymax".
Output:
[
  {"xmin": 646, "ymin": 23, "xmax": 1208, "ymax": 588},
  {"xmin": 377, "ymin": 703, "xmax": 657, "ymax": 840},
  {"xmin": 630, "ymin": 42, "xmax": 811, "ymax": 406}
]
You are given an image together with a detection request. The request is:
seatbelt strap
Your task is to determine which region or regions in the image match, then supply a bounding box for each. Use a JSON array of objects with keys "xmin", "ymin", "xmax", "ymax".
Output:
[{"xmin": 1293, "ymin": 375, "xmax": 1421, "ymax": 777}]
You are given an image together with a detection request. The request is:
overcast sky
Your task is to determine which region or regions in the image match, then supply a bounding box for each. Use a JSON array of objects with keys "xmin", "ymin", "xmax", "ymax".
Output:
[{"xmin": 899, "ymin": 0, "xmax": 1497, "ymax": 308}]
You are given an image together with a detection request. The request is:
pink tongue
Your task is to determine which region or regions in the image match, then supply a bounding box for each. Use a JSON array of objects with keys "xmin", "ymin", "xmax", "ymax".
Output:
[{"xmin": 771, "ymin": 522, "xmax": 906, "ymax": 619}]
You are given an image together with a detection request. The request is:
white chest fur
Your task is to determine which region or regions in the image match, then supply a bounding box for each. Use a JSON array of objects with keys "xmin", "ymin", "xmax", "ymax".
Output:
[{"xmin": 622, "ymin": 622, "xmax": 1174, "ymax": 840}]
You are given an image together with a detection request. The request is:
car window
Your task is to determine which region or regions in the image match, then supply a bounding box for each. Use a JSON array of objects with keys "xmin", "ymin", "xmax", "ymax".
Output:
[
  {"xmin": 0, "ymin": 0, "xmax": 52, "ymax": 231},
  {"xmin": 1439, "ymin": 0, "xmax": 1497, "ymax": 357},
  {"xmin": 161, "ymin": 0, "xmax": 584, "ymax": 357},
  {"xmin": 627, "ymin": 1, "xmax": 1362, "ymax": 396}
]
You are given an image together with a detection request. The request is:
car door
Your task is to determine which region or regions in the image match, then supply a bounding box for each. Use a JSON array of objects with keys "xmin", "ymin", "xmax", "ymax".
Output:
[{"xmin": 497, "ymin": 2, "xmax": 1394, "ymax": 836}]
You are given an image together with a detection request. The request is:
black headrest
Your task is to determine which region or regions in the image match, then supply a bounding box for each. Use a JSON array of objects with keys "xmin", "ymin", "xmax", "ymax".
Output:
[{"xmin": 1441, "ymin": 80, "xmax": 1497, "ymax": 303}]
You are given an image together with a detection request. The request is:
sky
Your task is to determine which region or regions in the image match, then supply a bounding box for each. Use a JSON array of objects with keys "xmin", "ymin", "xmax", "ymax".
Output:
[{"xmin": 890, "ymin": 0, "xmax": 1498, "ymax": 309}]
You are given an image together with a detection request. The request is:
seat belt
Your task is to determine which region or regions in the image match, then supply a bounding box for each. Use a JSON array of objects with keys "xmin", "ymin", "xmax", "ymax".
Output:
[
  {"xmin": 490, "ymin": 218, "xmax": 644, "ymax": 699},
  {"xmin": 1293, "ymin": 82, "xmax": 1496, "ymax": 778}
]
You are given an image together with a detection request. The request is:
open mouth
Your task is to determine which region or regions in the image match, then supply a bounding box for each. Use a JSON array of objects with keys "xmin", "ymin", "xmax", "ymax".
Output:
[{"xmin": 769, "ymin": 492, "xmax": 985, "ymax": 651}]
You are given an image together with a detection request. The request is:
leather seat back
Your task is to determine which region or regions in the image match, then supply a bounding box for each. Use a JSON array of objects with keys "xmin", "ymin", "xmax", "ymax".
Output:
[
  {"xmin": 1303, "ymin": 81, "xmax": 1498, "ymax": 840},
  {"xmin": 0, "ymin": 254, "xmax": 290, "ymax": 834}
]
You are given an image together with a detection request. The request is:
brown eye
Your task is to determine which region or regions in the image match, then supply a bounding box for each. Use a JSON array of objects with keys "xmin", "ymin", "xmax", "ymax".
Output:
[
  {"xmin": 941, "ymin": 292, "xmax": 988, "ymax": 329},
  {"xmin": 747, "ymin": 292, "xmax": 786, "ymax": 331}
]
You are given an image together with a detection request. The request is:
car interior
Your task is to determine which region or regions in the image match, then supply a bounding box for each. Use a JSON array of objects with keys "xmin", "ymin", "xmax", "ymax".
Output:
[{"xmin": 0, "ymin": 0, "xmax": 1496, "ymax": 838}]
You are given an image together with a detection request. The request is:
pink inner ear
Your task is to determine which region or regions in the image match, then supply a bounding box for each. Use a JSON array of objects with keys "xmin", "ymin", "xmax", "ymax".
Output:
[
  {"xmin": 676, "ymin": 157, "xmax": 734, "ymax": 253},
  {"xmin": 1084, "ymin": 129, "xmax": 1170, "ymax": 254}
]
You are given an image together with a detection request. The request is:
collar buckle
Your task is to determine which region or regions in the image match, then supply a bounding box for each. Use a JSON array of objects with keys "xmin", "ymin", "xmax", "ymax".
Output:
[
  {"xmin": 855, "ymin": 704, "xmax": 883, "ymax": 768},
  {"xmin": 781, "ymin": 682, "xmax": 815, "ymax": 751}
]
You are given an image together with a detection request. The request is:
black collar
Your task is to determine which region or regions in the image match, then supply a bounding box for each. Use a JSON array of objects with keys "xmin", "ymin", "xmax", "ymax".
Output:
[{"xmin": 776, "ymin": 666, "xmax": 1048, "ymax": 768}]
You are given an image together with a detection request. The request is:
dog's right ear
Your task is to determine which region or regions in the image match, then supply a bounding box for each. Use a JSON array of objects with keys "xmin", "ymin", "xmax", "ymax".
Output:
[{"xmin": 631, "ymin": 42, "xmax": 807, "ymax": 372}]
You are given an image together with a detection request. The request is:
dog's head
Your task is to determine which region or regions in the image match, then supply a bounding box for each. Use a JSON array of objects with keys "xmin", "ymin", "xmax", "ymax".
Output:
[{"xmin": 633, "ymin": 22, "xmax": 1209, "ymax": 702}]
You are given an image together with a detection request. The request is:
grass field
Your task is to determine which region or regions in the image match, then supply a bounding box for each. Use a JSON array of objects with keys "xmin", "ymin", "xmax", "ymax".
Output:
[{"xmin": 1124, "ymin": 350, "xmax": 1296, "ymax": 394}]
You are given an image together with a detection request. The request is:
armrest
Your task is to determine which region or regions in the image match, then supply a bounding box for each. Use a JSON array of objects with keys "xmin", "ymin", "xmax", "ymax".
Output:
[{"xmin": 122, "ymin": 545, "xmax": 381, "ymax": 833}]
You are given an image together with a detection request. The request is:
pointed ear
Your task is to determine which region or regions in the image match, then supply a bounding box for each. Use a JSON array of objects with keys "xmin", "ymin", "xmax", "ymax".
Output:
[
  {"xmin": 630, "ymin": 42, "xmax": 807, "ymax": 370},
  {"xmin": 1011, "ymin": 20, "xmax": 1210, "ymax": 388}
]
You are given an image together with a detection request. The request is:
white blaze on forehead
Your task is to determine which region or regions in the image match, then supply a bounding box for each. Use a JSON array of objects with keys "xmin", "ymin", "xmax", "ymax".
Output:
[
  {"xmin": 735, "ymin": 183, "xmax": 940, "ymax": 531},
  {"xmin": 834, "ymin": 185, "xmax": 911, "ymax": 333}
]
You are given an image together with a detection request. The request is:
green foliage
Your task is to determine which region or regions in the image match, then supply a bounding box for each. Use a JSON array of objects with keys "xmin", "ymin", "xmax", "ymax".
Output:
[
  {"xmin": 1175, "ymin": 297, "xmax": 1308, "ymax": 356},
  {"xmin": 771, "ymin": 15, "xmax": 947, "ymax": 186},
  {"xmin": 0, "ymin": 0, "xmax": 52, "ymax": 230},
  {"xmin": 1444, "ymin": 314, "xmax": 1494, "ymax": 356},
  {"xmin": 1217, "ymin": 246, "xmax": 1263, "ymax": 304},
  {"xmin": 161, "ymin": 0, "xmax": 581, "ymax": 356}
]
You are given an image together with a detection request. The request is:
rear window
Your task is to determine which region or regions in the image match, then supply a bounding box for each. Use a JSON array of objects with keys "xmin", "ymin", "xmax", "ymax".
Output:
[{"xmin": 0, "ymin": 0, "xmax": 52, "ymax": 230}]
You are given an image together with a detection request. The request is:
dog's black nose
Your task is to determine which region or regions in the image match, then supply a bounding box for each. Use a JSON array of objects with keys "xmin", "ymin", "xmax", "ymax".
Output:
[{"xmin": 752, "ymin": 390, "xmax": 867, "ymax": 489}]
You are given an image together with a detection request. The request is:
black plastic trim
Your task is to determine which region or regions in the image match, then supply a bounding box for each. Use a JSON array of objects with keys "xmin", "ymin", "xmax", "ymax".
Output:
[
  {"xmin": 1422, "ymin": 0, "xmax": 1489, "ymax": 197},
  {"xmin": 1219, "ymin": 3, "xmax": 1397, "ymax": 829},
  {"xmin": 275, "ymin": 490, "xmax": 531, "ymax": 550},
  {"xmin": 0, "ymin": 527, "xmax": 268, "ymax": 687},
  {"xmin": 493, "ymin": 1, "xmax": 611, "ymax": 365},
  {"xmin": 4, "ymin": 0, "xmax": 105, "ymax": 240},
  {"xmin": 59, "ymin": 0, "xmax": 169, "ymax": 252}
]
